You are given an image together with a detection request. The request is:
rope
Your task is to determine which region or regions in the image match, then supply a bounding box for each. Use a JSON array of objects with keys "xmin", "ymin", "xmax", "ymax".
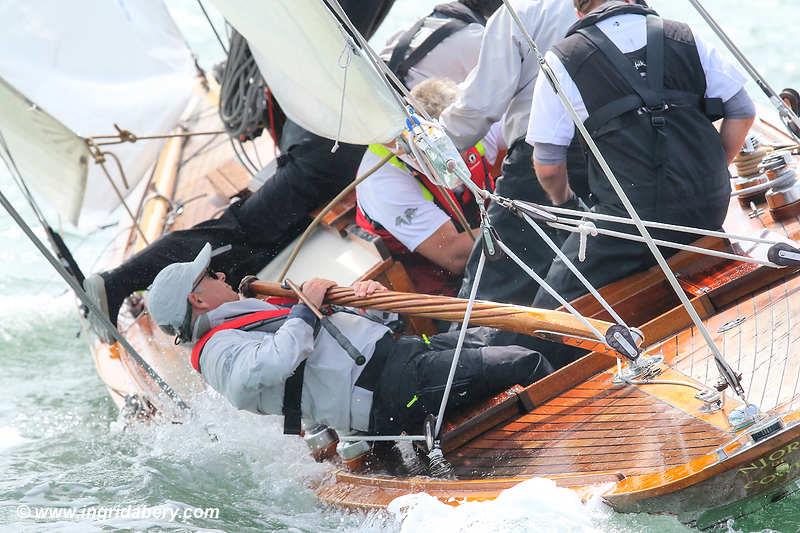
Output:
[
  {"xmin": 332, "ymin": 37, "xmax": 353, "ymax": 153},
  {"xmin": 548, "ymin": 221, "xmax": 777, "ymax": 268},
  {"xmin": 492, "ymin": 236, "xmax": 606, "ymax": 344},
  {"xmin": 543, "ymin": 204, "xmax": 789, "ymax": 247},
  {"xmin": 277, "ymin": 153, "xmax": 393, "ymax": 281},
  {"xmin": 218, "ymin": 29, "xmax": 267, "ymax": 142},
  {"xmin": 95, "ymin": 156, "xmax": 150, "ymax": 246},
  {"xmin": 519, "ymin": 212, "xmax": 626, "ymax": 326}
]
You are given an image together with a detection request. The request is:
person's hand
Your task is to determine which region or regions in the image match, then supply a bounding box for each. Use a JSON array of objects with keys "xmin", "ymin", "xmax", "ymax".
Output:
[
  {"xmin": 301, "ymin": 278, "xmax": 337, "ymax": 309},
  {"xmin": 351, "ymin": 279, "xmax": 387, "ymax": 298}
]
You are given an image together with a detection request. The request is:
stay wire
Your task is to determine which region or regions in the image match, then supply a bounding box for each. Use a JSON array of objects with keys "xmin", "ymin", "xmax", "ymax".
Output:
[
  {"xmin": 196, "ymin": 0, "xmax": 228, "ymax": 55},
  {"xmin": 0, "ymin": 143, "xmax": 188, "ymax": 412},
  {"xmin": 501, "ymin": 0, "xmax": 746, "ymax": 400},
  {"xmin": 434, "ymin": 250, "xmax": 486, "ymax": 437}
]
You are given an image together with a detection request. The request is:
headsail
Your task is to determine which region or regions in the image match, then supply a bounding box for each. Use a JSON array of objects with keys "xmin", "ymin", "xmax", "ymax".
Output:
[
  {"xmin": 210, "ymin": 0, "xmax": 405, "ymax": 145},
  {"xmin": 0, "ymin": 0, "xmax": 196, "ymax": 227},
  {"xmin": 0, "ymin": 77, "xmax": 89, "ymax": 225}
]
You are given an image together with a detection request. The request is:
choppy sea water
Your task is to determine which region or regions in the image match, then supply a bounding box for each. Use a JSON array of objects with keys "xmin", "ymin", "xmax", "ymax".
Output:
[{"xmin": 1, "ymin": 0, "xmax": 800, "ymax": 531}]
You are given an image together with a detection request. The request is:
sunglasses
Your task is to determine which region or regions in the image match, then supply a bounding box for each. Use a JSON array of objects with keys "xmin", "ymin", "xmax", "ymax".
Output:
[{"xmin": 191, "ymin": 267, "xmax": 218, "ymax": 292}]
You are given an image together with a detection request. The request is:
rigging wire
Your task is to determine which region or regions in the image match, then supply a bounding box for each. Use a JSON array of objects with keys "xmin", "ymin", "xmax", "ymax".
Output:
[
  {"xmin": 687, "ymin": 0, "xmax": 800, "ymax": 142},
  {"xmin": 196, "ymin": 0, "xmax": 228, "ymax": 55},
  {"xmin": 434, "ymin": 250, "xmax": 486, "ymax": 437},
  {"xmin": 0, "ymin": 135, "xmax": 188, "ymax": 412},
  {"xmin": 500, "ymin": 0, "xmax": 747, "ymax": 400}
]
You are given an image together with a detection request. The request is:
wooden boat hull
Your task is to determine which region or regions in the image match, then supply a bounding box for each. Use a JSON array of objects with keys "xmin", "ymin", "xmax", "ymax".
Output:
[{"xmin": 83, "ymin": 90, "xmax": 800, "ymax": 528}]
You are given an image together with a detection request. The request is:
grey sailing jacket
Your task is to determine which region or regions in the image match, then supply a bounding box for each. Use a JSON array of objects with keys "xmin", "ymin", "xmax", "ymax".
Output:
[{"xmin": 195, "ymin": 298, "xmax": 390, "ymax": 432}]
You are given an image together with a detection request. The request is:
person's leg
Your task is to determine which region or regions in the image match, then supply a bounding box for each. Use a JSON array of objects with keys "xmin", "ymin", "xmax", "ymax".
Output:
[
  {"xmin": 90, "ymin": 121, "xmax": 366, "ymax": 331},
  {"xmin": 370, "ymin": 336, "xmax": 552, "ymax": 435},
  {"xmin": 458, "ymin": 140, "xmax": 562, "ymax": 305}
]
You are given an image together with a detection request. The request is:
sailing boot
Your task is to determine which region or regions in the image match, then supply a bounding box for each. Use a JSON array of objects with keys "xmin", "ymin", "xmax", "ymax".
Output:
[{"xmin": 83, "ymin": 273, "xmax": 118, "ymax": 344}]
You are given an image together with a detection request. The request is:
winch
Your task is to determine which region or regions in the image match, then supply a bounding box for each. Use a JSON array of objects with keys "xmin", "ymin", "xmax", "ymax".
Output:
[
  {"xmin": 761, "ymin": 152, "xmax": 800, "ymax": 220},
  {"xmin": 731, "ymin": 136, "xmax": 770, "ymax": 206}
]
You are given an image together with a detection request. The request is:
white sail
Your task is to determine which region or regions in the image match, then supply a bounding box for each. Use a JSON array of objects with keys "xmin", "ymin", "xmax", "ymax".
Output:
[
  {"xmin": 0, "ymin": 77, "xmax": 89, "ymax": 225},
  {"xmin": 0, "ymin": 0, "xmax": 196, "ymax": 227},
  {"xmin": 210, "ymin": 0, "xmax": 405, "ymax": 145}
]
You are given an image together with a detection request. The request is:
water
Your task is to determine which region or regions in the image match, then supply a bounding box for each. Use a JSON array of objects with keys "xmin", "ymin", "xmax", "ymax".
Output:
[{"xmin": 1, "ymin": 0, "xmax": 800, "ymax": 531}]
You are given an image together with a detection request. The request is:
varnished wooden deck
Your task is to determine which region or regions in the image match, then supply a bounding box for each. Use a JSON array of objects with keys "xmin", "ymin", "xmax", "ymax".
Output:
[{"xmin": 449, "ymin": 373, "xmax": 729, "ymax": 479}]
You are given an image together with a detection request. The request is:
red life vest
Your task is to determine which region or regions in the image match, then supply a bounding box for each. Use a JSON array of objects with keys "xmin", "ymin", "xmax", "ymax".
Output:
[
  {"xmin": 356, "ymin": 143, "xmax": 495, "ymax": 257},
  {"xmin": 355, "ymin": 144, "xmax": 496, "ymax": 295},
  {"xmin": 190, "ymin": 303, "xmax": 293, "ymax": 373}
]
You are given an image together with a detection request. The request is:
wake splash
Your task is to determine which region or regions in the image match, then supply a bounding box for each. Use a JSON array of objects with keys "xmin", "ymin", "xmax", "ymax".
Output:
[{"xmin": 387, "ymin": 478, "xmax": 607, "ymax": 533}]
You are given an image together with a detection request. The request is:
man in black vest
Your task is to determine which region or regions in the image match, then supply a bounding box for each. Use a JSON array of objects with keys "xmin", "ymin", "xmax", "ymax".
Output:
[{"xmin": 527, "ymin": 0, "xmax": 755, "ymax": 309}]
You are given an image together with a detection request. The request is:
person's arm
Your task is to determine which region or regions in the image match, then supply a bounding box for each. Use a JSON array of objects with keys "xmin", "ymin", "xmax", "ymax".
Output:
[
  {"xmin": 415, "ymin": 220, "xmax": 478, "ymax": 275},
  {"xmin": 533, "ymin": 160, "xmax": 572, "ymax": 206},
  {"xmin": 439, "ymin": 8, "xmax": 525, "ymax": 149},
  {"xmin": 720, "ymin": 116, "xmax": 755, "ymax": 164},
  {"xmin": 719, "ymin": 88, "xmax": 756, "ymax": 163},
  {"xmin": 527, "ymin": 51, "xmax": 583, "ymax": 205},
  {"xmin": 692, "ymin": 32, "xmax": 755, "ymax": 163}
]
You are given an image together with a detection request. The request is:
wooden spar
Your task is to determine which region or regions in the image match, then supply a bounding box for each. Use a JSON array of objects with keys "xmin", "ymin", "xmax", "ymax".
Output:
[{"xmin": 246, "ymin": 280, "xmax": 630, "ymax": 357}]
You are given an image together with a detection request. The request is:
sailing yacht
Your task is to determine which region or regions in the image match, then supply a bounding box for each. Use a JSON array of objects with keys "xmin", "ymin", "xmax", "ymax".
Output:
[{"xmin": 3, "ymin": 0, "xmax": 800, "ymax": 529}]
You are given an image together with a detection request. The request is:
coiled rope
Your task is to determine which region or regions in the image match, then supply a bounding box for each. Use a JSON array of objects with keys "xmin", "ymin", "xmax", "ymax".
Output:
[{"xmin": 218, "ymin": 30, "xmax": 267, "ymax": 143}]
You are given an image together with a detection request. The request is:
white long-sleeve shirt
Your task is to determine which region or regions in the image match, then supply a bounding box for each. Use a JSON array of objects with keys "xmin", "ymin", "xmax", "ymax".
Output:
[
  {"xmin": 439, "ymin": 0, "xmax": 577, "ymax": 149},
  {"xmin": 198, "ymin": 299, "xmax": 390, "ymax": 433}
]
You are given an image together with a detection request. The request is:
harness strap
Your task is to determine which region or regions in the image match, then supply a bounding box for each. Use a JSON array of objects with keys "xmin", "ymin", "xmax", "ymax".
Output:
[
  {"xmin": 387, "ymin": 3, "xmax": 483, "ymax": 84},
  {"xmin": 190, "ymin": 309, "xmax": 292, "ymax": 372},
  {"xmin": 646, "ymin": 15, "xmax": 665, "ymax": 95},
  {"xmin": 282, "ymin": 360, "xmax": 305, "ymax": 435},
  {"xmin": 577, "ymin": 25, "xmax": 662, "ymax": 108}
]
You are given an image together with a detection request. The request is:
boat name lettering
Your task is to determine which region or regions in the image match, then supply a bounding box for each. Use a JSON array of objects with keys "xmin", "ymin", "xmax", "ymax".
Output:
[
  {"xmin": 737, "ymin": 440, "xmax": 800, "ymax": 490},
  {"xmin": 737, "ymin": 440, "xmax": 800, "ymax": 475}
]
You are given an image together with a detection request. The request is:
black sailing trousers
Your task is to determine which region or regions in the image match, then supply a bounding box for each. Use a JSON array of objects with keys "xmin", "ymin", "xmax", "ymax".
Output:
[
  {"xmin": 457, "ymin": 139, "xmax": 565, "ymax": 306},
  {"xmin": 369, "ymin": 327, "xmax": 553, "ymax": 435},
  {"xmin": 101, "ymin": 120, "xmax": 365, "ymax": 323}
]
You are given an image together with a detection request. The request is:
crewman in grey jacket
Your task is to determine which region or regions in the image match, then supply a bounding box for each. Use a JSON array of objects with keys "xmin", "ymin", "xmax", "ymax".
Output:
[
  {"xmin": 146, "ymin": 244, "xmax": 553, "ymax": 435},
  {"xmin": 145, "ymin": 244, "xmax": 552, "ymax": 438}
]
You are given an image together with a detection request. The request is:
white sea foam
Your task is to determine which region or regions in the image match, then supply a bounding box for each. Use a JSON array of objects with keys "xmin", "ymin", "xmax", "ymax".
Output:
[
  {"xmin": 0, "ymin": 426, "xmax": 26, "ymax": 451},
  {"xmin": 387, "ymin": 478, "xmax": 605, "ymax": 533}
]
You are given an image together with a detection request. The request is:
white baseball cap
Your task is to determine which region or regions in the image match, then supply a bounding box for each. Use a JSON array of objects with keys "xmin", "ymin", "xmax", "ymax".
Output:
[{"xmin": 145, "ymin": 243, "xmax": 212, "ymax": 340}]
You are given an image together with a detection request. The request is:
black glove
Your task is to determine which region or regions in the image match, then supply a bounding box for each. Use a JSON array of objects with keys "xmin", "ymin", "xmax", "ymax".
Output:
[{"xmin": 555, "ymin": 192, "xmax": 589, "ymax": 213}]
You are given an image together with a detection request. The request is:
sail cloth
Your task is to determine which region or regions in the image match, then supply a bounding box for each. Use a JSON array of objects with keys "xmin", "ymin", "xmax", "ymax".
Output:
[
  {"xmin": 0, "ymin": 0, "xmax": 195, "ymax": 227},
  {"xmin": 0, "ymin": 77, "xmax": 90, "ymax": 225},
  {"xmin": 210, "ymin": 0, "xmax": 405, "ymax": 145}
]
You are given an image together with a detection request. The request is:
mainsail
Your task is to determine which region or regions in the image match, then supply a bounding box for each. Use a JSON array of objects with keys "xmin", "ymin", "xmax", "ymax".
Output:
[
  {"xmin": 0, "ymin": 0, "xmax": 196, "ymax": 227},
  {"xmin": 210, "ymin": 0, "xmax": 405, "ymax": 145}
]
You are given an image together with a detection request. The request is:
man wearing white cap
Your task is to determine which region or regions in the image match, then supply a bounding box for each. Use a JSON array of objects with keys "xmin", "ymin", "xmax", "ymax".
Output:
[{"xmin": 145, "ymin": 243, "xmax": 552, "ymax": 437}]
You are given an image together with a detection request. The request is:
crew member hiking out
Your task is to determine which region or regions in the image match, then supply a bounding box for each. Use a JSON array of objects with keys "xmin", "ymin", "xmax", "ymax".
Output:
[
  {"xmin": 144, "ymin": 244, "xmax": 554, "ymax": 437},
  {"xmin": 527, "ymin": 0, "xmax": 755, "ymax": 309}
]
